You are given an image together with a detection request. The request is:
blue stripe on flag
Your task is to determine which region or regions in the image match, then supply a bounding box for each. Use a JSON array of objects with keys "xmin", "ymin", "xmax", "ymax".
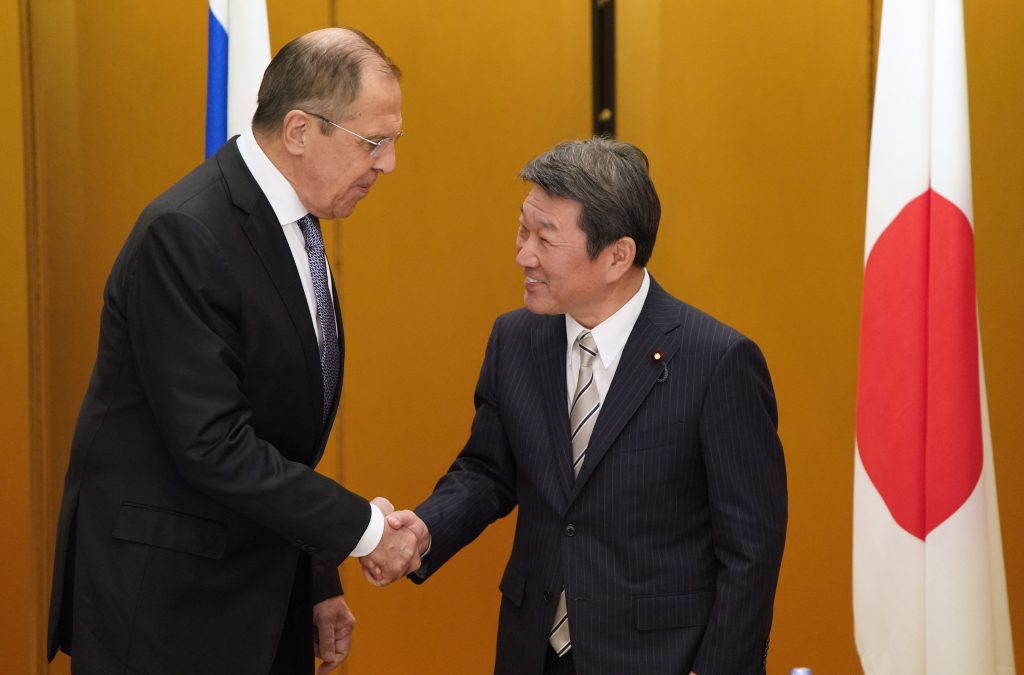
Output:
[{"xmin": 205, "ymin": 9, "xmax": 228, "ymax": 158}]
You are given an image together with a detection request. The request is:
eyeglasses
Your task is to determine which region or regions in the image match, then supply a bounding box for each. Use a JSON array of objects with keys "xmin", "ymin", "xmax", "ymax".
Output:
[{"xmin": 301, "ymin": 110, "xmax": 403, "ymax": 158}]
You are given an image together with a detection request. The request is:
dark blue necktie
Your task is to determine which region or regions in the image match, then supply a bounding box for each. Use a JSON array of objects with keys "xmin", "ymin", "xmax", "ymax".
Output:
[{"xmin": 298, "ymin": 214, "xmax": 339, "ymax": 424}]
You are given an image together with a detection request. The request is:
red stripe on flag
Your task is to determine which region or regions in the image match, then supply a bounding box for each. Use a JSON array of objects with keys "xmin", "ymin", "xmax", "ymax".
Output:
[{"xmin": 856, "ymin": 188, "xmax": 982, "ymax": 540}]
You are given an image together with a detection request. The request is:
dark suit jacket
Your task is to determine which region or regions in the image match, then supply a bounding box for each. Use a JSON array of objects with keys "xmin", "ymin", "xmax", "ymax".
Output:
[
  {"xmin": 47, "ymin": 139, "xmax": 371, "ymax": 674},
  {"xmin": 414, "ymin": 280, "xmax": 787, "ymax": 675}
]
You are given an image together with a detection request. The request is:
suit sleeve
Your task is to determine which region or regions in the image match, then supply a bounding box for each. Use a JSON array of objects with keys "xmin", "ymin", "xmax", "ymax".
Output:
[
  {"xmin": 411, "ymin": 319, "xmax": 519, "ymax": 580},
  {"xmin": 692, "ymin": 338, "xmax": 787, "ymax": 675},
  {"xmin": 126, "ymin": 212, "xmax": 370, "ymax": 566},
  {"xmin": 312, "ymin": 559, "xmax": 344, "ymax": 603}
]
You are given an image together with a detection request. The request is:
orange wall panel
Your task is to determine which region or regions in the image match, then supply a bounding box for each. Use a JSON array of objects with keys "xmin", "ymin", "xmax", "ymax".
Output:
[
  {"xmin": 620, "ymin": 2, "xmax": 871, "ymax": 671},
  {"xmin": 620, "ymin": 2, "xmax": 1024, "ymax": 672},
  {"xmin": 333, "ymin": 3, "xmax": 590, "ymax": 673},
  {"xmin": 0, "ymin": 2, "xmax": 37, "ymax": 672},
  {"xmin": 967, "ymin": 0, "xmax": 1024, "ymax": 668}
]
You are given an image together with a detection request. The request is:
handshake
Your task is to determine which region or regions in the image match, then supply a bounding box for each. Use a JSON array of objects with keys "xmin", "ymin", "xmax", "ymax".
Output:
[{"xmin": 359, "ymin": 497, "xmax": 431, "ymax": 586}]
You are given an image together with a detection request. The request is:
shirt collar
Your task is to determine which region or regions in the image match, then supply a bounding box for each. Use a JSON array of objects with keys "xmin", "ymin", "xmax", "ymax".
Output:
[
  {"xmin": 236, "ymin": 128, "xmax": 310, "ymax": 226},
  {"xmin": 565, "ymin": 269, "xmax": 651, "ymax": 368}
]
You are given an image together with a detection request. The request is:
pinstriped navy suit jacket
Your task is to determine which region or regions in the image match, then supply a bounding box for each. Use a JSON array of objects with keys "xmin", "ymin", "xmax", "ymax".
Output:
[{"xmin": 414, "ymin": 279, "xmax": 787, "ymax": 675}]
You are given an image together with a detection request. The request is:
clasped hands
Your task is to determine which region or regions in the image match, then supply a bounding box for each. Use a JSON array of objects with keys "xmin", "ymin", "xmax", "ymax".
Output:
[{"xmin": 360, "ymin": 497, "xmax": 430, "ymax": 586}]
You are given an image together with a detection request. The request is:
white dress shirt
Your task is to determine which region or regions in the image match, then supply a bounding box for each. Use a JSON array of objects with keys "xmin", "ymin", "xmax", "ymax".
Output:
[
  {"xmin": 564, "ymin": 270, "xmax": 651, "ymax": 410},
  {"xmin": 236, "ymin": 129, "xmax": 384, "ymax": 557}
]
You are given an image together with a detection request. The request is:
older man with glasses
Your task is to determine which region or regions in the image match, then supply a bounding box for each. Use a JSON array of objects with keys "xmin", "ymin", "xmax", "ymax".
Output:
[{"xmin": 47, "ymin": 27, "xmax": 420, "ymax": 675}]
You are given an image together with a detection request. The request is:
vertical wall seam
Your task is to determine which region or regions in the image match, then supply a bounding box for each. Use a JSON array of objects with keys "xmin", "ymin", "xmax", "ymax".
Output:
[
  {"xmin": 19, "ymin": 0, "xmax": 45, "ymax": 671},
  {"xmin": 592, "ymin": 0, "xmax": 616, "ymax": 137}
]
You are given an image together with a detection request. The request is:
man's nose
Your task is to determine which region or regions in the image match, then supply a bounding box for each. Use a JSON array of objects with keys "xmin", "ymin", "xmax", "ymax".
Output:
[
  {"xmin": 372, "ymin": 143, "xmax": 397, "ymax": 174},
  {"xmin": 515, "ymin": 239, "xmax": 536, "ymax": 268}
]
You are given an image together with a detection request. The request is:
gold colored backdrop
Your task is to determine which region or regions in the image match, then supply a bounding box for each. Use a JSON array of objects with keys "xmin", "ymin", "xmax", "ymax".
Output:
[
  {"xmin": 1, "ymin": 0, "xmax": 34, "ymax": 671},
  {"xmin": 3, "ymin": 1, "xmax": 1021, "ymax": 673}
]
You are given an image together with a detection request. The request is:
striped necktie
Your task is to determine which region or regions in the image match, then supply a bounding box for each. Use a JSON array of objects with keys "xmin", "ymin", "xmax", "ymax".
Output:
[
  {"xmin": 297, "ymin": 214, "xmax": 339, "ymax": 424},
  {"xmin": 549, "ymin": 330, "xmax": 600, "ymax": 657}
]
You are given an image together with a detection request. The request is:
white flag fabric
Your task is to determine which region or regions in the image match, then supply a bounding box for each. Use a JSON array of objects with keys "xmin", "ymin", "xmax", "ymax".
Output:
[
  {"xmin": 205, "ymin": 0, "xmax": 270, "ymax": 157},
  {"xmin": 854, "ymin": 0, "xmax": 1015, "ymax": 673}
]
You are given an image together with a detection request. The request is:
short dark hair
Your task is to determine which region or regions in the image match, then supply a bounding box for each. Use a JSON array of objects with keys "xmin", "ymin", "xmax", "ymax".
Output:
[
  {"xmin": 251, "ymin": 27, "xmax": 401, "ymax": 135},
  {"xmin": 519, "ymin": 137, "xmax": 660, "ymax": 267}
]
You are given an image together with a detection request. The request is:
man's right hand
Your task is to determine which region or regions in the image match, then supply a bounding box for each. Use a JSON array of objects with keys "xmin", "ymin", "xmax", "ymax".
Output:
[{"xmin": 359, "ymin": 509, "xmax": 430, "ymax": 586}]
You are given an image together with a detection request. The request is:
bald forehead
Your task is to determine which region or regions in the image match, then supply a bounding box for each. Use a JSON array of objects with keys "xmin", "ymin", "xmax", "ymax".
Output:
[
  {"xmin": 299, "ymin": 27, "xmax": 360, "ymax": 49},
  {"xmin": 298, "ymin": 27, "xmax": 397, "ymax": 79}
]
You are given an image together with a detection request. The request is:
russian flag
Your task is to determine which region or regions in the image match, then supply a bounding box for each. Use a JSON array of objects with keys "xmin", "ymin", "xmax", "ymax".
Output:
[{"xmin": 205, "ymin": 0, "xmax": 270, "ymax": 157}]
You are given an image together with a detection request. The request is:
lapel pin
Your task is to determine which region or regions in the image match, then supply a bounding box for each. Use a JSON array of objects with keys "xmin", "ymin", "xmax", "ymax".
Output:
[{"xmin": 653, "ymin": 351, "xmax": 669, "ymax": 383}]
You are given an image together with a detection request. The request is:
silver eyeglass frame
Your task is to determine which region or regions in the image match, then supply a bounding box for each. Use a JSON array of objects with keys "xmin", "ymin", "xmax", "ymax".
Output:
[{"xmin": 300, "ymin": 109, "xmax": 403, "ymax": 158}]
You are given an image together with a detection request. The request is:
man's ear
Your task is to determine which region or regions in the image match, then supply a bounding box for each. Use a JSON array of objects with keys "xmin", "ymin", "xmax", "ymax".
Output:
[
  {"xmin": 280, "ymin": 110, "xmax": 313, "ymax": 156},
  {"xmin": 605, "ymin": 236, "xmax": 637, "ymax": 281}
]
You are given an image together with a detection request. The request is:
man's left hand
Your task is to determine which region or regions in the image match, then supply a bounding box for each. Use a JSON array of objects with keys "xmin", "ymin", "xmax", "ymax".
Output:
[{"xmin": 313, "ymin": 594, "xmax": 355, "ymax": 674}]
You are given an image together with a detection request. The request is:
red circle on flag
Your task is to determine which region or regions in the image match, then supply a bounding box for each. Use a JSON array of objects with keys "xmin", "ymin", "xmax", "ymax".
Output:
[{"xmin": 856, "ymin": 189, "xmax": 983, "ymax": 540}]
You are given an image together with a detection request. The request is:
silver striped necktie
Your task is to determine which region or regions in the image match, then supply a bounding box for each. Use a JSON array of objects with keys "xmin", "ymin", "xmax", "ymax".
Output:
[{"xmin": 549, "ymin": 330, "xmax": 600, "ymax": 657}]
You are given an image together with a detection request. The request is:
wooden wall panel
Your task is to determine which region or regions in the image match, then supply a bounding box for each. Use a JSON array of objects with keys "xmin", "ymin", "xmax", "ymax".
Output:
[
  {"xmin": 618, "ymin": 1, "xmax": 1023, "ymax": 672},
  {"xmin": 967, "ymin": 0, "xmax": 1024, "ymax": 668},
  {"xmin": 332, "ymin": 3, "xmax": 590, "ymax": 673},
  {"xmin": 620, "ymin": 2, "xmax": 871, "ymax": 671},
  {"xmin": 24, "ymin": 2, "xmax": 336, "ymax": 672},
  {"xmin": 0, "ymin": 1, "xmax": 37, "ymax": 671}
]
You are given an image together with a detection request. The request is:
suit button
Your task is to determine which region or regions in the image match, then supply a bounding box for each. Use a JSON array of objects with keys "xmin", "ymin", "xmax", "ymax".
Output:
[{"xmin": 565, "ymin": 524, "xmax": 576, "ymax": 537}]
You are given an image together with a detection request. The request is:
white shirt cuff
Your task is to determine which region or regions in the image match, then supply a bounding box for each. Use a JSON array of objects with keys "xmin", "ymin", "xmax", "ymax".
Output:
[{"xmin": 348, "ymin": 503, "xmax": 384, "ymax": 557}]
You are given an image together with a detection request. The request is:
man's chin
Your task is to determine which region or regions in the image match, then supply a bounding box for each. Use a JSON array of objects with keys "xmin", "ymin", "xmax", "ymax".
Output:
[
  {"xmin": 329, "ymin": 195, "xmax": 367, "ymax": 220},
  {"xmin": 329, "ymin": 204, "xmax": 357, "ymax": 220},
  {"xmin": 523, "ymin": 295, "xmax": 558, "ymax": 316}
]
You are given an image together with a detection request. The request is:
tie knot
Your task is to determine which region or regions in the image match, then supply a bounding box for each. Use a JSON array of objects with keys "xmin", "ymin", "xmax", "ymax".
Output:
[
  {"xmin": 576, "ymin": 331, "xmax": 598, "ymax": 368},
  {"xmin": 298, "ymin": 214, "xmax": 324, "ymax": 253}
]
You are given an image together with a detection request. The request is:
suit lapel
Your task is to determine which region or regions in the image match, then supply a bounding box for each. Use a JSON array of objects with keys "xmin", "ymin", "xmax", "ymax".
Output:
[
  {"xmin": 216, "ymin": 140, "xmax": 324, "ymax": 448},
  {"xmin": 571, "ymin": 280, "xmax": 682, "ymax": 499},
  {"xmin": 532, "ymin": 315, "xmax": 575, "ymax": 500}
]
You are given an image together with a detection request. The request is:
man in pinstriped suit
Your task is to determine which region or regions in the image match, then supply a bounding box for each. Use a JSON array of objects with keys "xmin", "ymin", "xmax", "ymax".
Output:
[{"xmin": 372, "ymin": 137, "xmax": 787, "ymax": 674}]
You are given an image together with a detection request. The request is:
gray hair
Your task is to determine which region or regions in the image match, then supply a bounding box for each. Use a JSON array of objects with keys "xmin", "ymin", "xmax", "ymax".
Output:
[
  {"xmin": 251, "ymin": 27, "xmax": 400, "ymax": 135},
  {"xmin": 519, "ymin": 137, "xmax": 660, "ymax": 267}
]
